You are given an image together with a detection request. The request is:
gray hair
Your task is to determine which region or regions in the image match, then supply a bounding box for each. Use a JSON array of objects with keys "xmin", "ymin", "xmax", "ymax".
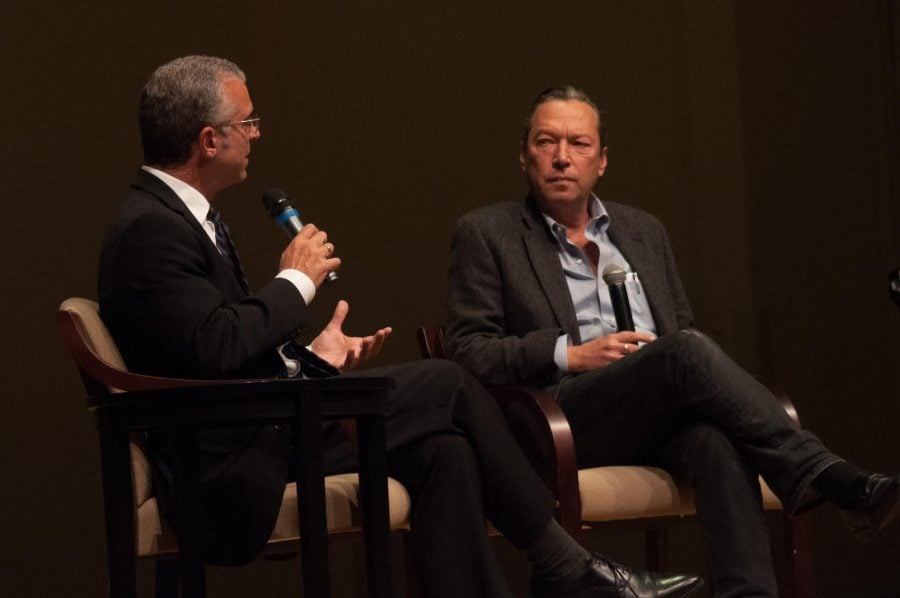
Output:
[
  {"xmin": 139, "ymin": 55, "xmax": 246, "ymax": 167},
  {"xmin": 522, "ymin": 85, "xmax": 606, "ymax": 146}
]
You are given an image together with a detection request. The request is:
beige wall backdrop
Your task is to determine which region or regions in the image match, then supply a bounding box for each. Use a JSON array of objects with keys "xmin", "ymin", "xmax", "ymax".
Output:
[{"xmin": 1, "ymin": 2, "xmax": 898, "ymax": 596}]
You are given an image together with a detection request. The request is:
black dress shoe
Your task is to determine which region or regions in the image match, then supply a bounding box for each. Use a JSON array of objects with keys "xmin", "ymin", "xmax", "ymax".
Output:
[
  {"xmin": 841, "ymin": 474, "xmax": 900, "ymax": 543},
  {"xmin": 531, "ymin": 553, "xmax": 703, "ymax": 597}
]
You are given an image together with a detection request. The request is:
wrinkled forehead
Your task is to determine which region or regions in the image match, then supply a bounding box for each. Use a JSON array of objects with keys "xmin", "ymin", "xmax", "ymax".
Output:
[{"xmin": 529, "ymin": 100, "xmax": 600, "ymax": 137}]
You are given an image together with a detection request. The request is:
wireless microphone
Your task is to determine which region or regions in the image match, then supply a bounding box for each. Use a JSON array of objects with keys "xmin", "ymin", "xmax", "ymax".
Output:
[
  {"xmin": 601, "ymin": 263, "xmax": 634, "ymax": 332},
  {"xmin": 261, "ymin": 187, "xmax": 338, "ymax": 283}
]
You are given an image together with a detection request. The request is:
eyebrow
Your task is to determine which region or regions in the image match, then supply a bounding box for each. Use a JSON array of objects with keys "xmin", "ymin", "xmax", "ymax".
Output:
[{"xmin": 533, "ymin": 127, "xmax": 595, "ymax": 138}]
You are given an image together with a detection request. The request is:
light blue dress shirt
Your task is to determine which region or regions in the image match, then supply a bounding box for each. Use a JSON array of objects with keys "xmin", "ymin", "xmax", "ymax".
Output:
[{"xmin": 544, "ymin": 196, "xmax": 657, "ymax": 372}]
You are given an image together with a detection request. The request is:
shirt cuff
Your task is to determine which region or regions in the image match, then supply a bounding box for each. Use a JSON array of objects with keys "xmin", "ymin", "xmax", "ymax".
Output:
[
  {"xmin": 276, "ymin": 269, "xmax": 316, "ymax": 305},
  {"xmin": 554, "ymin": 333, "xmax": 570, "ymax": 373},
  {"xmin": 276, "ymin": 343, "xmax": 303, "ymax": 378}
]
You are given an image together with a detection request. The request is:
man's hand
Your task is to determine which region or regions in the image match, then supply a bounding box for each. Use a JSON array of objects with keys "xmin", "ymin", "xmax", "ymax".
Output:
[
  {"xmin": 279, "ymin": 223, "xmax": 341, "ymax": 287},
  {"xmin": 567, "ymin": 331, "xmax": 657, "ymax": 373},
  {"xmin": 310, "ymin": 300, "xmax": 392, "ymax": 371}
]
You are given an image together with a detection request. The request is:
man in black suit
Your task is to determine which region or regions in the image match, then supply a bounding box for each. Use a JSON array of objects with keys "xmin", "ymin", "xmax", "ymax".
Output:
[
  {"xmin": 446, "ymin": 85, "xmax": 900, "ymax": 597},
  {"xmin": 99, "ymin": 57, "xmax": 702, "ymax": 598}
]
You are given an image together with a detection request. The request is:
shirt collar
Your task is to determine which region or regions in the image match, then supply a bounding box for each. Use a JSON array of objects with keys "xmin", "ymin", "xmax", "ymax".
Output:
[
  {"xmin": 141, "ymin": 165, "xmax": 211, "ymax": 226},
  {"xmin": 541, "ymin": 194, "xmax": 610, "ymax": 246}
]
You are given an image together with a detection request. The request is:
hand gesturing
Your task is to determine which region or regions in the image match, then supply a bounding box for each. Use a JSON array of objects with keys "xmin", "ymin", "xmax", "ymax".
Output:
[{"xmin": 309, "ymin": 300, "xmax": 392, "ymax": 371}]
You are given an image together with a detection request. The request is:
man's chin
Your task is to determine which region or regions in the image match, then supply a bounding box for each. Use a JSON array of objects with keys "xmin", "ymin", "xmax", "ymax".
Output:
[{"xmin": 539, "ymin": 190, "xmax": 584, "ymax": 205}]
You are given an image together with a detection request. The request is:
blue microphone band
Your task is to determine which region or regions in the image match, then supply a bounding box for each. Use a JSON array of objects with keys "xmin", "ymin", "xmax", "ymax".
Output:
[{"xmin": 276, "ymin": 208, "xmax": 300, "ymax": 225}]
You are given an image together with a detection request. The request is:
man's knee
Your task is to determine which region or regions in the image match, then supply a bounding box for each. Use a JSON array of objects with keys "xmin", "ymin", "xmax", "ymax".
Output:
[
  {"xmin": 654, "ymin": 329, "xmax": 724, "ymax": 369},
  {"xmin": 426, "ymin": 357, "xmax": 476, "ymax": 383},
  {"xmin": 417, "ymin": 359, "xmax": 494, "ymax": 412},
  {"xmin": 401, "ymin": 358, "xmax": 476, "ymax": 391}
]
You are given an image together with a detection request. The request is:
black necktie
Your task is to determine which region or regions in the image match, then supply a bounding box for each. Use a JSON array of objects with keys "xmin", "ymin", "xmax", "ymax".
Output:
[{"xmin": 207, "ymin": 207, "xmax": 251, "ymax": 294}]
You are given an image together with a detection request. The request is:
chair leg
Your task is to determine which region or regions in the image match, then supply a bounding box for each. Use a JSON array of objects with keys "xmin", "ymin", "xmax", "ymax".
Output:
[
  {"xmin": 783, "ymin": 513, "xmax": 815, "ymax": 598},
  {"xmin": 645, "ymin": 528, "xmax": 668, "ymax": 572},
  {"xmin": 154, "ymin": 559, "xmax": 180, "ymax": 598},
  {"xmin": 403, "ymin": 532, "xmax": 423, "ymax": 598},
  {"xmin": 99, "ymin": 427, "xmax": 138, "ymax": 598},
  {"xmin": 170, "ymin": 431, "xmax": 206, "ymax": 598}
]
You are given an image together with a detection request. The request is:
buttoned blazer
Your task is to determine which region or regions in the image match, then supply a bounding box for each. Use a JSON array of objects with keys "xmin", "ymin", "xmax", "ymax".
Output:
[{"xmin": 446, "ymin": 197, "xmax": 694, "ymax": 387}]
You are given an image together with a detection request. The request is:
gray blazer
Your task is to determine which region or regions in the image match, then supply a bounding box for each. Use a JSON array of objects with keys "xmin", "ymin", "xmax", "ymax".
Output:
[{"xmin": 446, "ymin": 197, "xmax": 694, "ymax": 387}]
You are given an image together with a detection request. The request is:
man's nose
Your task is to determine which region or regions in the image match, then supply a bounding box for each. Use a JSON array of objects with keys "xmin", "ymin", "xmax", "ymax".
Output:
[{"xmin": 552, "ymin": 142, "xmax": 570, "ymax": 167}]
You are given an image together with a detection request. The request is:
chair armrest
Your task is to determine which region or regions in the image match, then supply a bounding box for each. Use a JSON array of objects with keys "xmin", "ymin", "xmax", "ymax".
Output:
[
  {"xmin": 488, "ymin": 386, "xmax": 582, "ymax": 534},
  {"xmin": 91, "ymin": 376, "xmax": 393, "ymax": 432},
  {"xmin": 759, "ymin": 378, "xmax": 801, "ymax": 428}
]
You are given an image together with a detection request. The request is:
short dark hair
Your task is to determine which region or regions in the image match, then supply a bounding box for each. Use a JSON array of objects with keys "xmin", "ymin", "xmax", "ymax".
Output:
[
  {"xmin": 139, "ymin": 55, "xmax": 245, "ymax": 167},
  {"xmin": 522, "ymin": 85, "xmax": 606, "ymax": 146}
]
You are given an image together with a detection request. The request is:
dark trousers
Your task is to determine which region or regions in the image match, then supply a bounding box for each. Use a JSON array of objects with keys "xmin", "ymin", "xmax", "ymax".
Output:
[
  {"xmin": 556, "ymin": 329, "xmax": 840, "ymax": 597},
  {"xmin": 161, "ymin": 360, "xmax": 555, "ymax": 596},
  {"xmin": 321, "ymin": 359, "xmax": 557, "ymax": 598}
]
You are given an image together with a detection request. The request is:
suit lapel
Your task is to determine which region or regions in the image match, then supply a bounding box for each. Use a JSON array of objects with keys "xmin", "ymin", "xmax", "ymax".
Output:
[
  {"xmin": 132, "ymin": 169, "xmax": 250, "ymax": 297},
  {"xmin": 132, "ymin": 169, "xmax": 211, "ymax": 241},
  {"xmin": 520, "ymin": 200, "xmax": 582, "ymax": 344}
]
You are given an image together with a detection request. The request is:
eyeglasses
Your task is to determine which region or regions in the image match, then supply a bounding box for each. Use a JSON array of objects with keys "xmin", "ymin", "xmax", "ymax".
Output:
[{"xmin": 219, "ymin": 114, "xmax": 261, "ymax": 135}]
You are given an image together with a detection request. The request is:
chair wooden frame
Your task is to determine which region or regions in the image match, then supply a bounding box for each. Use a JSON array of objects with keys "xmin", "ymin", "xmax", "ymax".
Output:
[
  {"xmin": 59, "ymin": 298, "xmax": 397, "ymax": 598},
  {"xmin": 417, "ymin": 325, "xmax": 814, "ymax": 598}
]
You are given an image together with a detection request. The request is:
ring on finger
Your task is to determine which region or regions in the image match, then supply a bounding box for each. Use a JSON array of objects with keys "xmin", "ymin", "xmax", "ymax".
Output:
[
  {"xmin": 324, "ymin": 242, "xmax": 334, "ymax": 255},
  {"xmin": 622, "ymin": 344, "xmax": 630, "ymax": 355}
]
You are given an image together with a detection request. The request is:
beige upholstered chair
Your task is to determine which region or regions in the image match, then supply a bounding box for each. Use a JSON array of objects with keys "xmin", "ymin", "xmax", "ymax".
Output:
[
  {"xmin": 133, "ymin": 449, "xmax": 412, "ymax": 558},
  {"xmin": 59, "ymin": 298, "xmax": 412, "ymax": 598},
  {"xmin": 418, "ymin": 326, "xmax": 814, "ymax": 598}
]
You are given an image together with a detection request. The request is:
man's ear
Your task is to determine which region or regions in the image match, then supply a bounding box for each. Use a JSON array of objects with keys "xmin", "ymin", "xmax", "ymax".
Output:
[
  {"xmin": 197, "ymin": 126, "xmax": 218, "ymax": 158},
  {"xmin": 519, "ymin": 143, "xmax": 527, "ymax": 172},
  {"xmin": 597, "ymin": 146, "xmax": 609, "ymax": 177}
]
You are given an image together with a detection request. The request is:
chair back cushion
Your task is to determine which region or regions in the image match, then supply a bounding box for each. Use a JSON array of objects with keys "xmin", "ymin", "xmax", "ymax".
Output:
[
  {"xmin": 59, "ymin": 298, "xmax": 128, "ymax": 373},
  {"xmin": 59, "ymin": 298, "xmax": 153, "ymax": 507}
]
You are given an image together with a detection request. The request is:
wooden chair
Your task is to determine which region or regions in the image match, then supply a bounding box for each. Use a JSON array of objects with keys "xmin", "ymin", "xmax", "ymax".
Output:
[
  {"xmin": 59, "ymin": 297, "xmax": 411, "ymax": 598},
  {"xmin": 417, "ymin": 325, "xmax": 814, "ymax": 598}
]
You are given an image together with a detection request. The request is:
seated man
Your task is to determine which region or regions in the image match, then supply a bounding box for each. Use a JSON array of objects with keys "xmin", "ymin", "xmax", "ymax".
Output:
[
  {"xmin": 98, "ymin": 57, "xmax": 703, "ymax": 598},
  {"xmin": 446, "ymin": 85, "xmax": 900, "ymax": 597}
]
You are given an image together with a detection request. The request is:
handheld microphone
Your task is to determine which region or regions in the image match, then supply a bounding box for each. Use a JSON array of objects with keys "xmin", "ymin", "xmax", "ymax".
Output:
[
  {"xmin": 262, "ymin": 187, "xmax": 338, "ymax": 283},
  {"xmin": 601, "ymin": 263, "xmax": 634, "ymax": 332}
]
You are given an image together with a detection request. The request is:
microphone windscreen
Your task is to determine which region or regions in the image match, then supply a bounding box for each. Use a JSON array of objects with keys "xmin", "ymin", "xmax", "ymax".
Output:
[
  {"xmin": 601, "ymin": 263, "xmax": 628, "ymax": 285},
  {"xmin": 262, "ymin": 187, "xmax": 290, "ymax": 215}
]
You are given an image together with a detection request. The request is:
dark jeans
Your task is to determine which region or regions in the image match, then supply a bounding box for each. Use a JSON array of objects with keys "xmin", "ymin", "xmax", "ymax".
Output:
[{"xmin": 556, "ymin": 329, "xmax": 839, "ymax": 597}]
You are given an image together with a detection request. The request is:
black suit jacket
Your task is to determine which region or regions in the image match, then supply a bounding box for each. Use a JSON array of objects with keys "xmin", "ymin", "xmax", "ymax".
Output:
[
  {"xmin": 446, "ymin": 197, "xmax": 694, "ymax": 387},
  {"xmin": 99, "ymin": 169, "xmax": 308, "ymax": 380},
  {"xmin": 98, "ymin": 169, "xmax": 309, "ymax": 564}
]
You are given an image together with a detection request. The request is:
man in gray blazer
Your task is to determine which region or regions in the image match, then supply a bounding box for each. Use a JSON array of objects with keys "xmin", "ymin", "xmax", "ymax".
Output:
[{"xmin": 447, "ymin": 85, "xmax": 900, "ymax": 597}]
